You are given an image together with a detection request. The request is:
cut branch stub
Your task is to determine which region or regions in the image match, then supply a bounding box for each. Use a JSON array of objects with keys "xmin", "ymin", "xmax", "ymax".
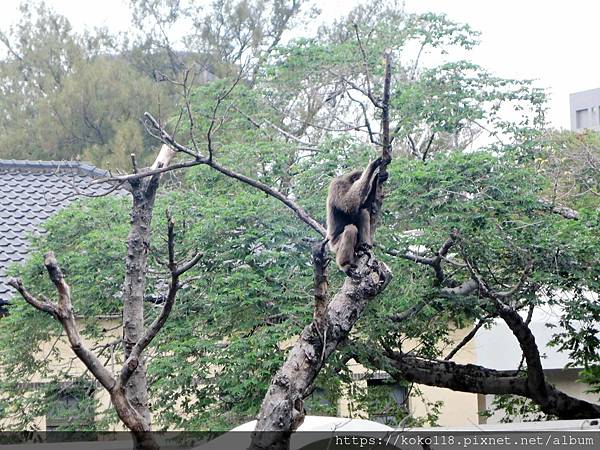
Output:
[
  {"xmin": 43, "ymin": 251, "xmax": 65, "ymax": 285},
  {"xmin": 312, "ymin": 239, "xmax": 329, "ymax": 330}
]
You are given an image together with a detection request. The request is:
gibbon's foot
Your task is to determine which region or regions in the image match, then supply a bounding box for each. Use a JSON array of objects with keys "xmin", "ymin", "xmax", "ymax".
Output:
[
  {"xmin": 356, "ymin": 247, "xmax": 374, "ymax": 266},
  {"xmin": 346, "ymin": 266, "xmax": 362, "ymax": 279},
  {"xmin": 343, "ymin": 261, "xmax": 359, "ymax": 278},
  {"xmin": 339, "ymin": 261, "xmax": 357, "ymax": 275},
  {"xmin": 356, "ymin": 242, "xmax": 373, "ymax": 253}
]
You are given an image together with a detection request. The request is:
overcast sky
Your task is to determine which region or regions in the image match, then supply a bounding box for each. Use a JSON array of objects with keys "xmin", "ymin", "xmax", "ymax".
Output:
[{"xmin": 2, "ymin": 0, "xmax": 599, "ymax": 129}]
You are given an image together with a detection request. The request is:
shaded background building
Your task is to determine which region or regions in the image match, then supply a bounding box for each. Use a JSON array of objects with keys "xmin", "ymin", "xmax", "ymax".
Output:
[{"xmin": 570, "ymin": 88, "xmax": 600, "ymax": 131}]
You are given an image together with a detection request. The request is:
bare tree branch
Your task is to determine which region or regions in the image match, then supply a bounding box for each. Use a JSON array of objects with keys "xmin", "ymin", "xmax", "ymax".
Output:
[
  {"xmin": 120, "ymin": 214, "xmax": 202, "ymax": 385},
  {"xmin": 539, "ymin": 198, "xmax": 579, "ymax": 220},
  {"xmin": 438, "ymin": 279, "xmax": 480, "ymax": 297},
  {"xmin": 444, "ymin": 315, "xmax": 492, "ymax": 361},
  {"xmin": 312, "ymin": 239, "xmax": 330, "ymax": 331},
  {"xmin": 421, "ymin": 132, "xmax": 436, "ymax": 161},
  {"xmin": 233, "ymin": 105, "xmax": 319, "ymax": 151},
  {"xmin": 390, "ymin": 230, "xmax": 460, "ymax": 284},
  {"xmin": 346, "ymin": 90, "xmax": 380, "ymax": 146},
  {"xmin": 140, "ymin": 112, "xmax": 326, "ymax": 236},
  {"xmin": 389, "ymin": 301, "xmax": 427, "ymax": 323},
  {"xmin": 353, "ymin": 23, "xmax": 376, "ymax": 107},
  {"xmin": 8, "ymin": 278, "xmax": 59, "ymax": 318},
  {"xmin": 9, "ymin": 254, "xmax": 116, "ymax": 392},
  {"xmin": 373, "ymin": 350, "xmax": 600, "ymax": 419}
]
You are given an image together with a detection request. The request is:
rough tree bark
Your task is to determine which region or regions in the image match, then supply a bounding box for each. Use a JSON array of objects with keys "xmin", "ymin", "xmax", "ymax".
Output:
[
  {"xmin": 119, "ymin": 145, "xmax": 176, "ymax": 448},
  {"xmin": 250, "ymin": 251, "xmax": 392, "ymax": 450},
  {"xmin": 373, "ymin": 350, "xmax": 600, "ymax": 419},
  {"xmin": 363, "ymin": 230, "xmax": 600, "ymax": 422},
  {"xmin": 368, "ymin": 52, "xmax": 393, "ymax": 233},
  {"xmin": 120, "ymin": 146, "xmax": 174, "ymax": 438},
  {"xmin": 495, "ymin": 301, "xmax": 600, "ymax": 419}
]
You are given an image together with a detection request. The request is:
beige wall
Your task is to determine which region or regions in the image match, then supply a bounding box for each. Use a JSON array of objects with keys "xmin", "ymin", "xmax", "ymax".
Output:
[
  {"xmin": 3, "ymin": 318, "xmax": 598, "ymax": 430},
  {"xmin": 410, "ymin": 327, "xmax": 480, "ymax": 426},
  {"xmin": 0, "ymin": 318, "xmax": 125, "ymax": 431},
  {"xmin": 341, "ymin": 326, "xmax": 480, "ymax": 426},
  {"xmin": 337, "ymin": 327, "xmax": 598, "ymax": 428}
]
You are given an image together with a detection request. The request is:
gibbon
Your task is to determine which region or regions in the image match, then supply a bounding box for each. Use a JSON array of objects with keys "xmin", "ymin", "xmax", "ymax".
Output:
[{"xmin": 326, "ymin": 157, "xmax": 383, "ymax": 273}]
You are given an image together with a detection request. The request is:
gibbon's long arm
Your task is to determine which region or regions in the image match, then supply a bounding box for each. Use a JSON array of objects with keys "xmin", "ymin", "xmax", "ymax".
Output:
[{"xmin": 344, "ymin": 158, "xmax": 381, "ymax": 213}]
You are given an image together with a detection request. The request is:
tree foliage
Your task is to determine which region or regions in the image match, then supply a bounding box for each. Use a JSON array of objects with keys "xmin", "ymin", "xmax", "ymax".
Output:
[{"xmin": 0, "ymin": 0, "xmax": 598, "ymax": 434}]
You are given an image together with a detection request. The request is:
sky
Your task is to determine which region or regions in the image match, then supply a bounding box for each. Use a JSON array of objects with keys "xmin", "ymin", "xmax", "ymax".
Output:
[{"xmin": 1, "ymin": 0, "xmax": 599, "ymax": 129}]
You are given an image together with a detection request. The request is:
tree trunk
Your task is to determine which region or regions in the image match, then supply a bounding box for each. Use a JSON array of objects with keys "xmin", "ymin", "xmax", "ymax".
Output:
[
  {"xmin": 119, "ymin": 174, "xmax": 163, "ymax": 447},
  {"xmin": 122, "ymin": 181, "xmax": 157, "ymax": 429},
  {"xmin": 250, "ymin": 252, "xmax": 392, "ymax": 450}
]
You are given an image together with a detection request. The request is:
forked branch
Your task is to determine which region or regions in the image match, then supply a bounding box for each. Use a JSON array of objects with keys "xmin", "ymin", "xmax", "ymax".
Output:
[
  {"xmin": 8, "ymin": 253, "xmax": 116, "ymax": 392},
  {"xmin": 120, "ymin": 214, "xmax": 202, "ymax": 385}
]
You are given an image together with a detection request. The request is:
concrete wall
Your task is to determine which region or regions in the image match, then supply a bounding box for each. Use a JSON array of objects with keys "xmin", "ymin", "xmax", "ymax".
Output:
[
  {"xmin": 570, "ymin": 88, "xmax": 600, "ymax": 131},
  {"xmin": 409, "ymin": 327, "xmax": 480, "ymax": 427}
]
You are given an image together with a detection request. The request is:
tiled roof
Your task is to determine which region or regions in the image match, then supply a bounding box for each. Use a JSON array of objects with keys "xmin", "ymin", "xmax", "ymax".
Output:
[{"xmin": 0, "ymin": 160, "xmax": 116, "ymax": 308}]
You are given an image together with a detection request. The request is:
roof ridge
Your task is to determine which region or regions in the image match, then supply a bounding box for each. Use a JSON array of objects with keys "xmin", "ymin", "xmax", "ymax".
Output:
[{"xmin": 0, "ymin": 159, "xmax": 109, "ymax": 178}]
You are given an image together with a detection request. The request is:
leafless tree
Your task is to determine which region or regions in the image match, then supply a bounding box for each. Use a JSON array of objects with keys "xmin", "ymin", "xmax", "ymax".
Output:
[{"xmin": 10, "ymin": 145, "xmax": 202, "ymax": 450}]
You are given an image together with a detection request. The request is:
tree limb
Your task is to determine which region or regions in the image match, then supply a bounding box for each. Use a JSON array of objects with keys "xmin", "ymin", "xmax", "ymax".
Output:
[
  {"xmin": 382, "ymin": 351, "xmax": 529, "ymax": 396},
  {"xmin": 251, "ymin": 251, "xmax": 392, "ymax": 449},
  {"xmin": 539, "ymin": 198, "xmax": 579, "ymax": 220},
  {"xmin": 312, "ymin": 239, "xmax": 329, "ymax": 331},
  {"xmin": 444, "ymin": 316, "xmax": 491, "ymax": 361},
  {"xmin": 120, "ymin": 215, "xmax": 202, "ymax": 386},
  {"xmin": 378, "ymin": 344, "xmax": 600, "ymax": 419},
  {"xmin": 140, "ymin": 112, "xmax": 326, "ymax": 236},
  {"xmin": 399, "ymin": 230, "xmax": 460, "ymax": 284},
  {"xmin": 9, "ymin": 254, "xmax": 116, "ymax": 392}
]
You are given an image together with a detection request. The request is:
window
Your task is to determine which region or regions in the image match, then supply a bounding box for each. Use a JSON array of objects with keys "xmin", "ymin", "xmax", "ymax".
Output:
[
  {"xmin": 45, "ymin": 382, "xmax": 96, "ymax": 440},
  {"xmin": 366, "ymin": 378, "xmax": 408, "ymax": 426},
  {"xmin": 576, "ymin": 108, "xmax": 591, "ymax": 129},
  {"xmin": 304, "ymin": 387, "xmax": 336, "ymax": 416}
]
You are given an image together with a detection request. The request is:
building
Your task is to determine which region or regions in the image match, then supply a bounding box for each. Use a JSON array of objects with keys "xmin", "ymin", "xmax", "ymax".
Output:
[
  {"xmin": 475, "ymin": 306, "xmax": 596, "ymax": 424},
  {"xmin": 569, "ymin": 88, "xmax": 600, "ymax": 131},
  {"xmin": 0, "ymin": 160, "xmax": 113, "ymax": 312},
  {"xmin": 345, "ymin": 308, "xmax": 598, "ymax": 426},
  {"xmin": 0, "ymin": 160, "xmax": 118, "ymax": 429}
]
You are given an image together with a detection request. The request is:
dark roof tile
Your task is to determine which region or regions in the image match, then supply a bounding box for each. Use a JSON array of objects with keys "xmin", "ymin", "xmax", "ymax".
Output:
[{"xmin": 0, "ymin": 159, "xmax": 119, "ymax": 303}]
